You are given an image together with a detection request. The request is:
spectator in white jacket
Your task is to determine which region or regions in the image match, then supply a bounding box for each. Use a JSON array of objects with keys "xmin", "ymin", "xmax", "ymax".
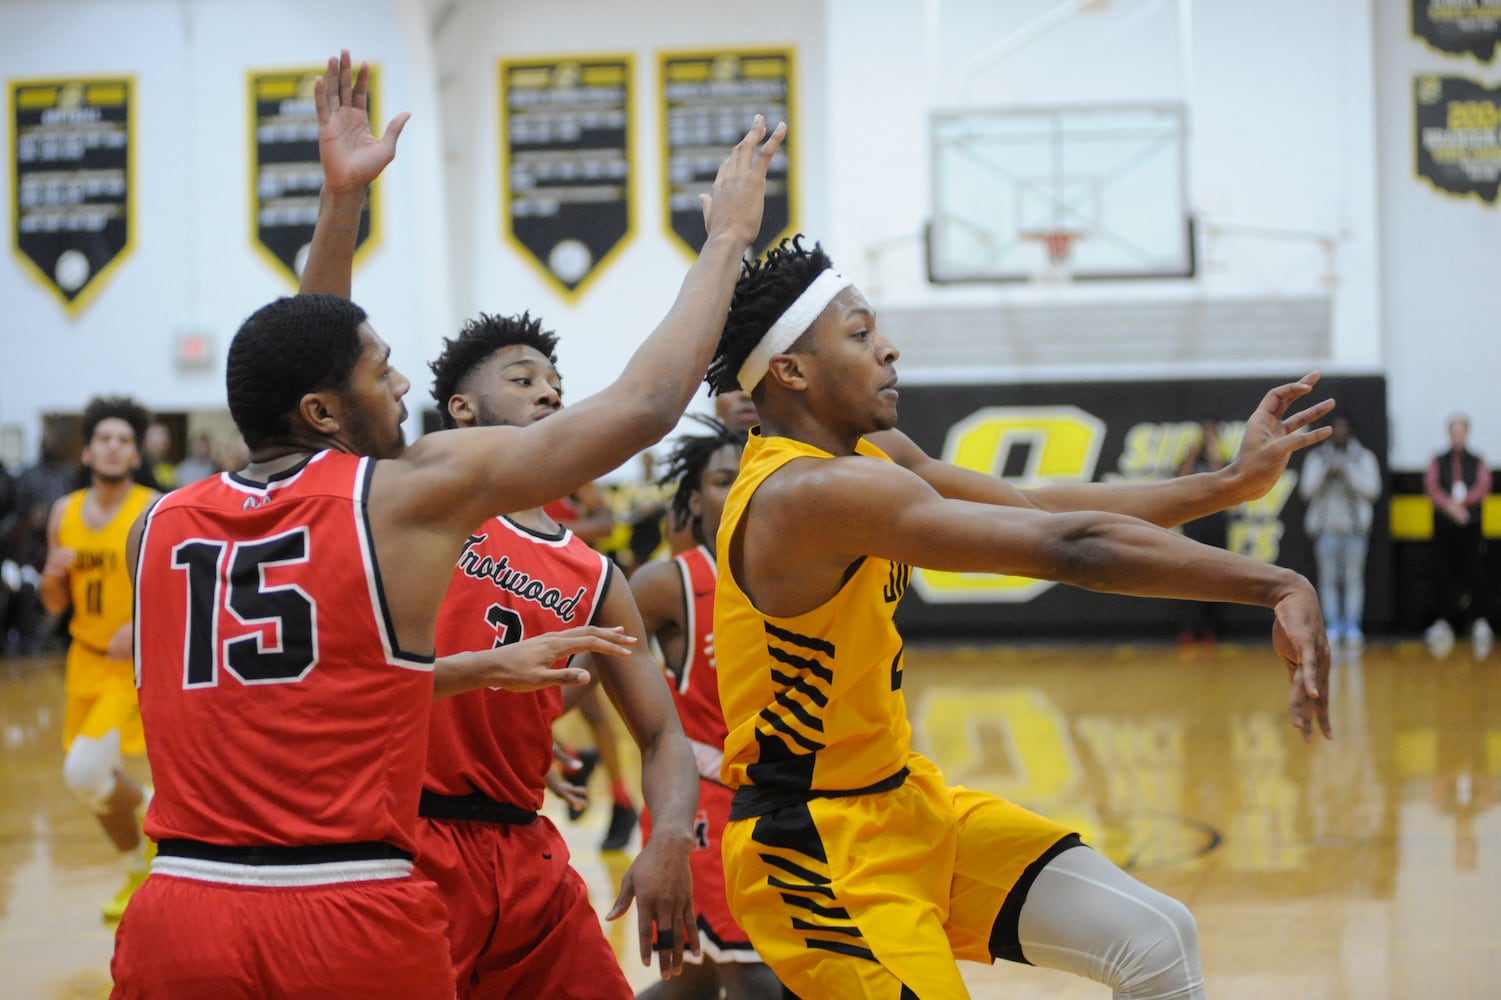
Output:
[{"xmin": 1300, "ymin": 415, "xmax": 1382, "ymax": 646}]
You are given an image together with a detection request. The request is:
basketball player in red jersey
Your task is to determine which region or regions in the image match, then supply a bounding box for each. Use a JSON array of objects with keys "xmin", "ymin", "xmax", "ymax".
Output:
[
  {"xmin": 664, "ymin": 393, "xmax": 759, "ymax": 556},
  {"xmin": 631, "ymin": 416, "xmax": 781, "ymax": 1000},
  {"xmin": 420, "ymin": 315, "xmax": 700, "ymax": 997},
  {"xmin": 110, "ymin": 49, "xmax": 784, "ymax": 999}
]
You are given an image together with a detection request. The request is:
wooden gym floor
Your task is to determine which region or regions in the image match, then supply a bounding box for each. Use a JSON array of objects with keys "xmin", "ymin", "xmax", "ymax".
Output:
[{"xmin": 1, "ymin": 636, "xmax": 1497, "ymax": 999}]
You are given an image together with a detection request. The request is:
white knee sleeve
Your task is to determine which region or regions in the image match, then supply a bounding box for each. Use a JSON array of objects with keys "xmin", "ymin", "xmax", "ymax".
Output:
[
  {"xmin": 1017, "ymin": 845, "xmax": 1206, "ymax": 1000},
  {"xmin": 62, "ymin": 730, "xmax": 122, "ymax": 813}
]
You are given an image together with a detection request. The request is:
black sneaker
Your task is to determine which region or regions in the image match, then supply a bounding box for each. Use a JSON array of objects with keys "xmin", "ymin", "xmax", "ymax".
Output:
[
  {"xmin": 601, "ymin": 803, "xmax": 638, "ymax": 852},
  {"xmin": 564, "ymin": 748, "xmax": 600, "ymax": 822}
]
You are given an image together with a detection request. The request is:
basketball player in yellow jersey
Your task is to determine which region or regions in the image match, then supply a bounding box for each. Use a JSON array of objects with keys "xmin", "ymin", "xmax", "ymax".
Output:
[
  {"xmin": 706, "ymin": 236, "xmax": 1335, "ymax": 999},
  {"xmin": 40, "ymin": 396, "xmax": 159, "ymax": 922}
]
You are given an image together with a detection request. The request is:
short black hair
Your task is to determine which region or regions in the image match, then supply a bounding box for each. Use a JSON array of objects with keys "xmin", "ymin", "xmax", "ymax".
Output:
[
  {"xmin": 707, "ymin": 235, "xmax": 834, "ymax": 396},
  {"xmin": 428, "ymin": 312, "xmax": 560, "ymax": 429},
  {"xmin": 226, "ymin": 294, "xmax": 368, "ymax": 449},
  {"xmin": 81, "ymin": 395, "xmax": 150, "ymax": 449},
  {"xmin": 658, "ymin": 414, "xmax": 746, "ymax": 540}
]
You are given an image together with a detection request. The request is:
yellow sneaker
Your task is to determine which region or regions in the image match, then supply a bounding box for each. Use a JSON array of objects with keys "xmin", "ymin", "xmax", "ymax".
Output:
[
  {"xmin": 101, "ymin": 868, "xmax": 148, "ymax": 923},
  {"xmin": 102, "ymin": 836, "xmax": 156, "ymax": 924}
]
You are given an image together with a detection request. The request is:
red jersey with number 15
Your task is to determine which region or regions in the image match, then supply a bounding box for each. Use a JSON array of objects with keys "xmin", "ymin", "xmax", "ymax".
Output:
[
  {"xmin": 133, "ymin": 451, "xmax": 436, "ymax": 853},
  {"xmin": 424, "ymin": 516, "xmax": 614, "ymax": 810}
]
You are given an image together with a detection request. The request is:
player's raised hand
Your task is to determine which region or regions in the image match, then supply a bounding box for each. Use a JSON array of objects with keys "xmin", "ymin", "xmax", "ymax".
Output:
[
  {"xmin": 1225, "ymin": 371, "xmax": 1336, "ymax": 504},
  {"xmin": 313, "ymin": 49, "xmax": 410, "ymax": 194},
  {"xmin": 700, "ymin": 114, "xmax": 788, "ymax": 248}
]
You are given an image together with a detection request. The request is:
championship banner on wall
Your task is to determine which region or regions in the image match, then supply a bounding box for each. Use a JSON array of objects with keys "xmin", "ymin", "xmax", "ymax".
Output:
[
  {"xmin": 499, "ymin": 56, "xmax": 633, "ymax": 299},
  {"xmin": 660, "ymin": 48, "xmax": 793, "ymax": 260},
  {"xmin": 890, "ymin": 375, "xmax": 1389, "ymax": 640},
  {"xmin": 1414, "ymin": 75, "xmax": 1501, "ymax": 204},
  {"xmin": 250, "ymin": 66, "xmax": 380, "ymax": 286},
  {"xmin": 10, "ymin": 76, "xmax": 133, "ymax": 314},
  {"xmin": 1412, "ymin": 0, "xmax": 1501, "ymax": 61}
]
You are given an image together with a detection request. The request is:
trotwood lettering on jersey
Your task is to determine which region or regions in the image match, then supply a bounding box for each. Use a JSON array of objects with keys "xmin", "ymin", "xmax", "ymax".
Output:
[{"xmin": 457, "ymin": 534, "xmax": 586, "ymax": 622}]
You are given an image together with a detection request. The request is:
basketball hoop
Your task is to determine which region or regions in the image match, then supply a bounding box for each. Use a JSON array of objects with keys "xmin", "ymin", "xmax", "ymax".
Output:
[{"xmin": 1019, "ymin": 229, "xmax": 1085, "ymax": 284}]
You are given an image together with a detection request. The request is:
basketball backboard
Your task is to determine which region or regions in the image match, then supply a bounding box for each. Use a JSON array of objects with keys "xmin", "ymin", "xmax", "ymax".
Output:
[{"xmin": 928, "ymin": 104, "xmax": 1194, "ymax": 283}]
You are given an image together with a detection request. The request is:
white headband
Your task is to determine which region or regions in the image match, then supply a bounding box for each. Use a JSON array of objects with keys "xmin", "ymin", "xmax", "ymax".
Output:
[{"xmin": 736, "ymin": 269, "xmax": 852, "ymax": 392}]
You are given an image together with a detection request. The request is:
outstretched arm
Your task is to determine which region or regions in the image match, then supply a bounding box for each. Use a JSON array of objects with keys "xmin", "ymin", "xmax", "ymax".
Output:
[
  {"xmin": 431, "ymin": 625, "xmax": 634, "ymax": 699},
  {"xmin": 744, "ymin": 456, "xmax": 1332, "ymax": 742},
  {"xmin": 380, "ymin": 116, "xmax": 788, "ymax": 536},
  {"xmin": 869, "ymin": 372, "xmax": 1334, "ymax": 528},
  {"xmin": 591, "ymin": 575, "xmax": 699, "ymax": 979},
  {"xmin": 300, "ymin": 50, "xmax": 410, "ymax": 297}
]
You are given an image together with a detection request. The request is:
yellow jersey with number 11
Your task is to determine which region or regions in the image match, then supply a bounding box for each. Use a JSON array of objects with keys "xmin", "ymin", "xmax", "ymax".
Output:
[{"xmin": 57, "ymin": 484, "xmax": 154, "ymax": 652}]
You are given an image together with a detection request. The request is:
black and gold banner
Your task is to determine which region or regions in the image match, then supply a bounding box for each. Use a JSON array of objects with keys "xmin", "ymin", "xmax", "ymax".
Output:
[
  {"xmin": 660, "ymin": 48, "xmax": 793, "ymax": 259},
  {"xmin": 250, "ymin": 67, "xmax": 378, "ymax": 286},
  {"xmin": 890, "ymin": 376, "xmax": 1390, "ymax": 639},
  {"xmin": 1412, "ymin": 0, "xmax": 1501, "ymax": 61},
  {"xmin": 499, "ymin": 56, "xmax": 633, "ymax": 298},
  {"xmin": 1414, "ymin": 75, "xmax": 1501, "ymax": 203},
  {"xmin": 11, "ymin": 77, "xmax": 133, "ymax": 313}
]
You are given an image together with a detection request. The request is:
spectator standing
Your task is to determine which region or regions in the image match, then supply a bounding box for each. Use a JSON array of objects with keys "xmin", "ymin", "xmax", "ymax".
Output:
[
  {"xmin": 140, "ymin": 422, "xmax": 175, "ymax": 491},
  {"xmin": 1424, "ymin": 413, "xmax": 1492, "ymax": 657},
  {"xmin": 172, "ymin": 433, "xmax": 218, "ymax": 485},
  {"xmin": 1300, "ymin": 415, "xmax": 1382, "ymax": 647},
  {"xmin": 8, "ymin": 425, "xmax": 78, "ymax": 652}
]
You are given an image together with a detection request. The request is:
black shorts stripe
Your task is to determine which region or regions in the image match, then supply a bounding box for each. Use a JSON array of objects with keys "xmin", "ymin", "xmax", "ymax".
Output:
[
  {"xmin": 805, "ymin": 938, "xmax": 876, "ymax": 961},
  {"xmin": 989, "ymin": 833, "xmax": 1084, "ymax": 964},
  {"xmin": 767, "ymin": 874, "xmax": 835, "ymax": 899},
  {"xmin": 758, "ymin": 852, "xmax": 831, "ymax": 886},
  {"xmin": 791, "ymin": 917, "xmax": 862, "ymax": 937},
  {"xmin": 778, "ymin": 894, "xmax": 852, "ymax": 919}
]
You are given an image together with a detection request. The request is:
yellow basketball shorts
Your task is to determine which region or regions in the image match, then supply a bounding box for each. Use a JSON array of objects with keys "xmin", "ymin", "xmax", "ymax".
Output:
[
  {"xmin": 62, "ymin": 642, "xmax": 145, "ymax": 756},
  {"xmin": 722, "ymin": 753, "xmax": 1075, "ymax": 998}
]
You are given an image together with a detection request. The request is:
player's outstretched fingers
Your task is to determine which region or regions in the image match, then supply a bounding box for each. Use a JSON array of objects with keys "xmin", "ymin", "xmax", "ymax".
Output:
[
  {"xmin": 1283, "ymin": 397, "xmax": 1336, "ymax": 435},
  {"xmin": 352, "ymin": 62, "xmax": 370, "ymax": 111},
  {"xmin": 338, "ymin": 49, "xmax": 353, "ymax": 108},
  {"xmin": 754, "ymin": 120, "xmax": 788, "ymax": 171}
]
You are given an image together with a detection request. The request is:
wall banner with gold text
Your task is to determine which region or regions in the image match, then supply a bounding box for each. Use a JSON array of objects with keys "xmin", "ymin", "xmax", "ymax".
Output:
[
  {"xmin": 1415, "ymin": 75, "xmax": 1501, "ymax": 204},
  {"xmin": 659, "ymin": 48, "xmax": 793, "ymax": 260},
  {"xmin": 1412, "ymin": 0, "xmax": 1501, "ymax": 61},
  {"xmin": 249, "ymin": 66, "xmax": 381, "ymax": 286},
  {"xmin": 10, "ymin": 77, "xmax": 133, "ymax": 314},
  {"xmin": 499, "ymin": 56, "xmax": 633, "ymax": 299}
]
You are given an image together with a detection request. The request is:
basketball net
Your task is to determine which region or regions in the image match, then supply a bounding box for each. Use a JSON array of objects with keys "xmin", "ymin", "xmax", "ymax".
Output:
[{"xmin": 1020, "ymin": 229, "xmax": 1083, "ymax": 285}]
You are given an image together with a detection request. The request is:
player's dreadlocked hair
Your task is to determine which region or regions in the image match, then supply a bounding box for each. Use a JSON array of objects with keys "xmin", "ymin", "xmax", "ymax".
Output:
[
  {"xmin": 658, "ymin": 414, "xmax": 746, "ymax": 543},
  {"xmin": 706, "ymin": 235, "xmax": 834, "ymax": 396},
  {"xmin": 428, "ymin": 312, "xmax": 560, "ymax": 429},
  {"xmin": 227, "ymin": 294, "xmax": 367, "ymax": 449},
  {"xmin": 81, "ymin": 395, "xmax": 151, "ymax": 450}
]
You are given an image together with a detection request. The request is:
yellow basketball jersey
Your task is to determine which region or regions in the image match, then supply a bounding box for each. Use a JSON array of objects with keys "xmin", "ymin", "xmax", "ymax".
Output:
[
  {"xmin": 715, "ymin": 431, "xmax": 912, "ymax": 796},
  {"xmin": 57, "ymin": 484, "xmax": 154, "ymax": 651}
]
